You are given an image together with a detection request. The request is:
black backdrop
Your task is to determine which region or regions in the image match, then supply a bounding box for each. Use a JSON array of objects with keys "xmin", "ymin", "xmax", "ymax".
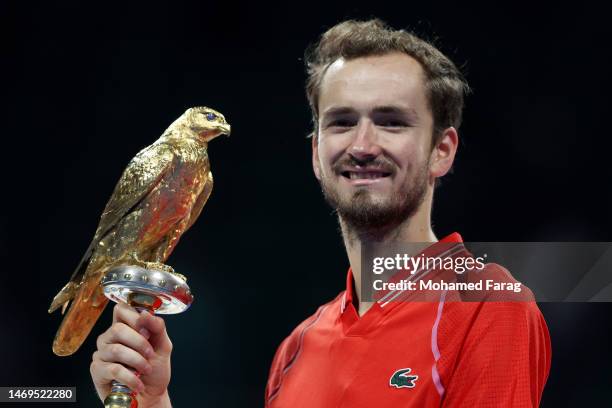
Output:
[{"xmin": 3, "ymin": 1, "xmax": 612, "ymax": 406}]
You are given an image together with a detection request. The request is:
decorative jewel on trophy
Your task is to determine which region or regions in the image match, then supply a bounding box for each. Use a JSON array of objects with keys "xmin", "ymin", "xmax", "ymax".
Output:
[{"xmin": 48, "ymin": 106, "xmax": 230, "ymax": 407}]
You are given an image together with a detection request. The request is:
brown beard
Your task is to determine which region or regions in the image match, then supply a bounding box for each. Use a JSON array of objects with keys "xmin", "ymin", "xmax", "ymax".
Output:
[{"xmin": 319, "ymin": 158, "xmax": 429, "ymax": 236}]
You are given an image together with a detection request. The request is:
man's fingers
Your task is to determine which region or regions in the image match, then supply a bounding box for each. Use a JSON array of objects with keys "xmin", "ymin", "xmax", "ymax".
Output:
[
  {"xmin": 109, "ymin": 303, "xmax": 172, "ymax": 355},
  {"xmin": 90, "ymin": 360, "xmax": 145, "ymax": 394},
  {"xmin": 97, "ymin": 322, "xmax": 154, "ymax": 360},
  {"xmin": 112, "ymin": 302, "xmax": 140, "ymax": 326},
  {"xmin": 138, "ymin": 312, "xmax": 173, "ymax": 354},
  {"xmin": 97, "ymin": 343, "xmax": 153, "ymax": 375}
]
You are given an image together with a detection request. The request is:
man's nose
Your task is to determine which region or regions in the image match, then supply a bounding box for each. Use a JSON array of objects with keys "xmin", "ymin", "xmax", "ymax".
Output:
[{"xmin": 348, "ymin": 119, "xmax": 382, "ymax": 160}]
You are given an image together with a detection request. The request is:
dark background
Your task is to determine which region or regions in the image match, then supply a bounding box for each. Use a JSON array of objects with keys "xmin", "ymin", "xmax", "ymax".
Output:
[{"xmin": 2, "ymin": 1, "xmax": 611, "ymax": 406}]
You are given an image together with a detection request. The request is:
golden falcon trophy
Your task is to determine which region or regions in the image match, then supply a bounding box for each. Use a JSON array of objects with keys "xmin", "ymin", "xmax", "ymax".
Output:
[{"xmin": 48, "ymin": 107, "xmax": 230, "ymax": 407}]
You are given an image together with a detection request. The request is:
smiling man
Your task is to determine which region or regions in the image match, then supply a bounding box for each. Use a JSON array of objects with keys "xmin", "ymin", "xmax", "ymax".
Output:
[
  {"xmin": 264, "ymin": 19, "xmax": 551, "ymax": 407},
  {"xmin": 89, "ymin": 18, "xmax": 551, "ymax": 408}
]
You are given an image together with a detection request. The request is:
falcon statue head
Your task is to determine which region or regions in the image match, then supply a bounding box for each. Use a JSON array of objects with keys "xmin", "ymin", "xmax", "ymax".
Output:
[{"xmin": 185, "ymin": 106, "xmax": 231, "ymax": 142}]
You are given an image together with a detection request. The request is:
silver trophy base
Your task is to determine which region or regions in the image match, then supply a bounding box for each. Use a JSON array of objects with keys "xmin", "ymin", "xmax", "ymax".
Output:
[{"xmin": 101, "ymin": 265, "xmax": 193, "ymax": 314}]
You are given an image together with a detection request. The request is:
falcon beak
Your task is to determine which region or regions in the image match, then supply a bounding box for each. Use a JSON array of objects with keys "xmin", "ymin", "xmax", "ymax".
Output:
[{"xmin": 216, "ymin": 123, "xmax": 231, "ymax": 137}]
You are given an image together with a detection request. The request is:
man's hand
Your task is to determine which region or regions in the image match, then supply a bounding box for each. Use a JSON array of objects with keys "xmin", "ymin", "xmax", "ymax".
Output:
[{"xmin": 90, "ymin": 302, "xmax": 173, "ymax": 407}]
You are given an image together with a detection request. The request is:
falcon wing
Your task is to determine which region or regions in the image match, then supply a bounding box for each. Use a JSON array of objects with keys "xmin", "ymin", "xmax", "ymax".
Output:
[
  {"xmin": 71, "ymin": 142, "xmax": 176, "ymax": 284},
  {"xmin": 185, "ymin": 170, "xmax": 213, "ymax": 231}
]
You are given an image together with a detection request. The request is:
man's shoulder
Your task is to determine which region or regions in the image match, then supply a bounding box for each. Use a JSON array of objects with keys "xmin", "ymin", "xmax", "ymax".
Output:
[
  {"xmin": 438, "ymin": 263, "xmax": 551, "ymax": 368},
  {"xmin": 439, "ymin": 262, "xmax": 549, "ymax": 344},
  {"xmin": 453, "ymin": 261, "xmax": 538, "ymax": 303},
  {"xmin": 277, "ymin": 291, "xmax": 344, "ymax": 347}
]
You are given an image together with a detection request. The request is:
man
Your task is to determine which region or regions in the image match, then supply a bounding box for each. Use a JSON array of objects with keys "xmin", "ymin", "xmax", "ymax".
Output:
[{"xmin": 90, "ymin": 19, "xmax": 551, "ymax": 407}]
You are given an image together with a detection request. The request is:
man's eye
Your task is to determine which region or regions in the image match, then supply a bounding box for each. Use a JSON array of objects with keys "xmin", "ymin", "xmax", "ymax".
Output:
[
  {"xmin": 378, "ymin": 120, "xmax": 408, "ymax": 127},
  {"xmin": 329, "ymin": 120, "xmax": 355, "ymax": 127}
]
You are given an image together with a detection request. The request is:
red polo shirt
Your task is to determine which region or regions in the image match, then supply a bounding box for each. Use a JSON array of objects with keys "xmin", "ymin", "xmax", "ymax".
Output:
[{"xmin": 265, "ymin": 233, "xmax": 551, "ymax": 407}]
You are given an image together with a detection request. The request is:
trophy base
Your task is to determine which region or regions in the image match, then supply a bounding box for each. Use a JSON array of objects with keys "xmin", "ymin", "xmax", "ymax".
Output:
[{"xmin": 101, "ymin": 265, "xmax": 193, "ymax": 314}]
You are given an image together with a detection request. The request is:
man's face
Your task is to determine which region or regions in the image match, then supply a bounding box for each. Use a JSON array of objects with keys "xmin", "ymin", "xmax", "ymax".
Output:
[{"xmin": 312, "ymin": 52, "xmax": 438, "ymax": 231}]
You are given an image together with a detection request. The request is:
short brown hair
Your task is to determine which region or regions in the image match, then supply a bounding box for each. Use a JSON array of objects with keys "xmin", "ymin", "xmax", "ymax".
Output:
[{"xmin": 305, "ymin": 19, "xmax": 470, "ymax": 142}]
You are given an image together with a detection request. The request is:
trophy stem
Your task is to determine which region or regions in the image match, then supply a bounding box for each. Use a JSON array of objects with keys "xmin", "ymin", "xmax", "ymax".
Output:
[
  {"xmin": 103, "ymin": 293, "xmax": 160, "ymax": 408},
  {"xmin": 104, "ymin": 380, "xmax": 137, "ymax": 408}
]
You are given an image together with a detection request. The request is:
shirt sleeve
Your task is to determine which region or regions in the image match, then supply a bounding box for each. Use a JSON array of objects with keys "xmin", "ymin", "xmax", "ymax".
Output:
[
  {"xmin": 264, "ymin": 304, "xmax": 329, "ymax": 407},
  {"xmin": 265, "ymin": 335, "xmax": 292, "ymax": 406},
  {"xmin": 440, "ymin": 301, "xmax": 552, "ymax": 407}
]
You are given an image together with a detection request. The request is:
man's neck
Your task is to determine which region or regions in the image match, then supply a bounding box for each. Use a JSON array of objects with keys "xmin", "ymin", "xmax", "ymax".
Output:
[{"xmin": 340, "ymin": 202, "xmax": 438, "ymax": 317}]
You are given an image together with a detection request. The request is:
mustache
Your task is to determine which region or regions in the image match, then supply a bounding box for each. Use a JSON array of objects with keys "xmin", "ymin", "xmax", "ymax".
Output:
[{"xmin": 332, "ymin": 155, "xmax": 396, "ymax": 174}]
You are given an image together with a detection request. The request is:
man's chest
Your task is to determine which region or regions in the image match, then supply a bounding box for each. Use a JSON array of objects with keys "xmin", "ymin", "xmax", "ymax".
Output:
[{"xmin": 270, "ymin": 305, "xmax": 444, "ymax": 408}]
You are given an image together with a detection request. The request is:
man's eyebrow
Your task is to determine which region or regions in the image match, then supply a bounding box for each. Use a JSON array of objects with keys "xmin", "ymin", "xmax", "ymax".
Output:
[
  {"xmin": 321, "ymin": 105, "xmax": 419, "ymax": 119},
  {"xmin": 321, "ymin": 106, "xmax": 356, "ymax": 117}
]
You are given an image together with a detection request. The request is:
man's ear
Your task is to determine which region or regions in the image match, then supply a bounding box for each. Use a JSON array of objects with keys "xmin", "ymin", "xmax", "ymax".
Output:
[
  {"xmin": 430, "ymin": 127, "xmax": 458, "ymax": 178},
  {"xmin": 312, "ymin": 132, "xmax": 322, "ymax": 180}
]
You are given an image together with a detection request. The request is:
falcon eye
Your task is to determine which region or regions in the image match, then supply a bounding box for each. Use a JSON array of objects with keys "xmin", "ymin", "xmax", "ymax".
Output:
[{"xmin": 206, "ymin": 113, "xmax": 217, "ymax": 121}]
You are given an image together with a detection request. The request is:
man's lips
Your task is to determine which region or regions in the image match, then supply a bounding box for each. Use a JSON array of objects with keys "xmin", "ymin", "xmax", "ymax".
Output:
[
  {"xmin": 341, "ymin": 171, "xmax": 391, "ymax": 179},
  {"xmin": 339, "ymin": 167, "xmax": 393, "ymax": 185}
]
